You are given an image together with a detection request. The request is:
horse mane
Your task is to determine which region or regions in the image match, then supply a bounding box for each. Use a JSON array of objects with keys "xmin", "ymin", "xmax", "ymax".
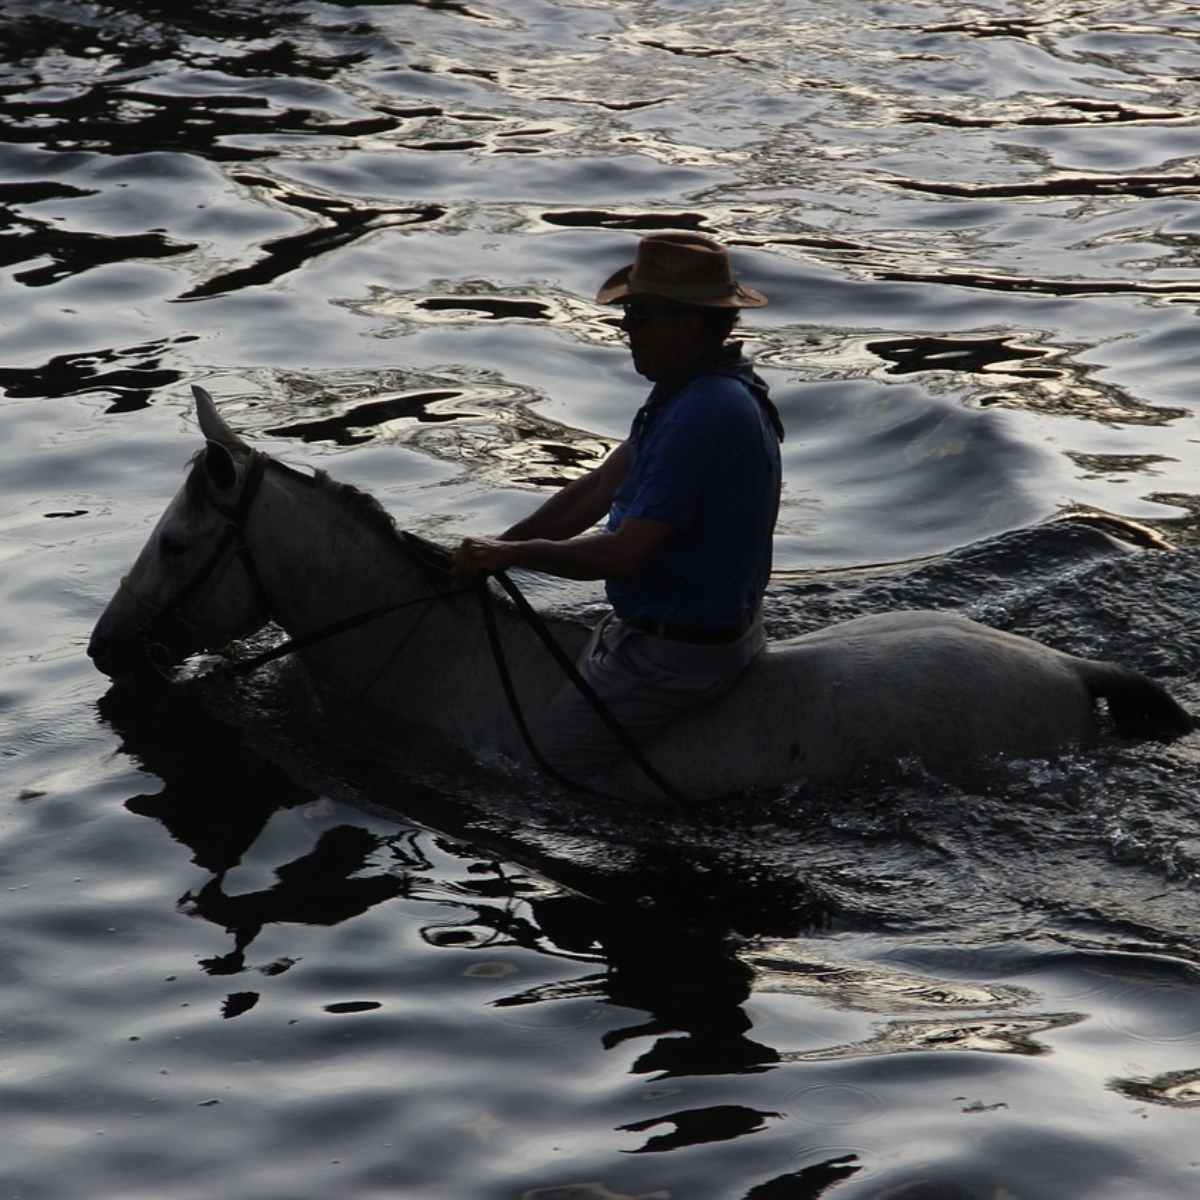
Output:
[{"xmin": 309, "ymin": 466, "xmax": 403, "ymax": 544}]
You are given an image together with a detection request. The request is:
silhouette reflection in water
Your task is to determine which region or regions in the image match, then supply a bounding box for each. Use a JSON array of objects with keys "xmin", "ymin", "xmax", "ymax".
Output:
[{"xmin": 98, "ymin": 677, "xmax": 861, "ymax": 1193}]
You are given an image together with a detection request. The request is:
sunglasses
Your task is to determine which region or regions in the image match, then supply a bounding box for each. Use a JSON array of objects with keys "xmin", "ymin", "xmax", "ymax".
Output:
[{"xmin": 619, "ymin": 302, "xmax": 689, "ymax": 328}]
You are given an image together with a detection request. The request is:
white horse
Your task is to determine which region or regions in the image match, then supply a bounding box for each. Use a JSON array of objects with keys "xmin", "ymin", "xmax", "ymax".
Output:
[{"xmin": 88, "ymin": 386, "xmax": 1193, "ymax": 804}]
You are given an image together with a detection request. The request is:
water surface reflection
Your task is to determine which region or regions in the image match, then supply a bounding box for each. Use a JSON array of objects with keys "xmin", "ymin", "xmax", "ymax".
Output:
[{"xmin": 10, "ymin": 1, "xmax": 1200, "ymax": 1196}]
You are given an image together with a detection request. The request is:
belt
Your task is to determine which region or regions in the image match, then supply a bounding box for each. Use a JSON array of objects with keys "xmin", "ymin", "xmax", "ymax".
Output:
[{"xmin": 625, "ymin": 614, "xmax": 753, "ymax": 645}]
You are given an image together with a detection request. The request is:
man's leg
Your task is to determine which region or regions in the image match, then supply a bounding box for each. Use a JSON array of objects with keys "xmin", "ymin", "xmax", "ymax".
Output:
[{"xmin": 527, "ymin": 614, "xmax": 764, "ymax": 793}]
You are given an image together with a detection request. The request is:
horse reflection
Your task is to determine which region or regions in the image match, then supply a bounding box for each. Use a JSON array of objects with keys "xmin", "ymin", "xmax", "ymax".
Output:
[
  {"xmin": 97, "ymin": 679, "xmax": 307, "ymax": 873},
  {"xmin": 183, "ymin": 825, "xmax": 405, "ymax": 975},
  {"xmin": 99, "ymin": 677, "xmax": 864, "ymax": 1193},
  {"xmin": 97, "ymin": 673, "xmax": 814, "ymax": 1077}
]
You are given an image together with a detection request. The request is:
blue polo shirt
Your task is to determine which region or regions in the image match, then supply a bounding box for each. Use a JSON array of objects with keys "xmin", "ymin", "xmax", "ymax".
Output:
[{"xmin": 605, "ymin": 348, "xmax": 782, "ymax": 630}]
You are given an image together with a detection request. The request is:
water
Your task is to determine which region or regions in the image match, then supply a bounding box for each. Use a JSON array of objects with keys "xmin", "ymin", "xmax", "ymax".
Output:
[{"xmin": 6, "ymin": 1, "xmax": 1200, "ymax": 1195}]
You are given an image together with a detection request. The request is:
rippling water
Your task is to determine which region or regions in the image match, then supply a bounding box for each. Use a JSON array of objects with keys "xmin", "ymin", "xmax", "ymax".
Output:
[{"xmin": 7, "ymin": 2, "xmax": 1200, "ymax": 1197}]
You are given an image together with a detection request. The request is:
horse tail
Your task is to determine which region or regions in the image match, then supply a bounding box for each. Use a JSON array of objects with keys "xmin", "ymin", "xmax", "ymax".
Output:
[{"xmin": 1078, "ymin": 661, "xmax": 1195, "ymax": 740}]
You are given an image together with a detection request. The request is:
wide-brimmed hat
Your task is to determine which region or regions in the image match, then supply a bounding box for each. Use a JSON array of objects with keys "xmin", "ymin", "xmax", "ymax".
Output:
[{"xmin": 596, "ymin": 232, "xmax": 768, "ymax": 308}]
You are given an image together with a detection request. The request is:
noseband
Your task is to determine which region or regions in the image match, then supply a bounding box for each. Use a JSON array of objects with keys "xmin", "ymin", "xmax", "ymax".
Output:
[{"xmin": 121, "ymin": 449, "xmax": 274, "ymax": 667}]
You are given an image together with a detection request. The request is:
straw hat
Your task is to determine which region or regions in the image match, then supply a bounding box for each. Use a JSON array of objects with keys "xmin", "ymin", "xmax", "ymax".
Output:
[{"xmin": 596, "ymin": 232, "xmax": 768, "ymax": 308}]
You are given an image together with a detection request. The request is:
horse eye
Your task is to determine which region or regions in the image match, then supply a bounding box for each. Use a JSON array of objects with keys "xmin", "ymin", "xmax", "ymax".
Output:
[{"xmin": 159, "ymin": 535, "xmax": 189, "ymax": 557}]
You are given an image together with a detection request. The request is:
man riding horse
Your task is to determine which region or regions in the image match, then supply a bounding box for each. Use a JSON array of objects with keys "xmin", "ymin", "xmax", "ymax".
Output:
[{"xmin": 452, "ymin": 233, "xmax": 784, "ymax": 796}]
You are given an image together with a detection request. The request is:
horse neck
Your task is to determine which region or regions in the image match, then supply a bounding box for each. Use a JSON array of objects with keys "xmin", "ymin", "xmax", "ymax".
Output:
[
  {"xmin": 247, "ymin": 462, "xmax": 440, "ymax": 634},
  {"xmin": 243, "ymin": 460, "xmax": 588, "ymax": 744}
]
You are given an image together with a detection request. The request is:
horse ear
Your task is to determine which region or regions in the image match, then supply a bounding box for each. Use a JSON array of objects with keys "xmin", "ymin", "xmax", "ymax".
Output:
[
  {"xmin": 203, "ymin": 440, "xmax": 239, "ymax": 492},
  {"xmin": 193, "ymin": 384, "xmax": 246, "ymax": 450}
]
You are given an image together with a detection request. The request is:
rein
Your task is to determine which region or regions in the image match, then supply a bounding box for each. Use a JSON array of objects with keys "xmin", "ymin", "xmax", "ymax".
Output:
[
  {"xmin": 207, "ymin": 526, "xmax": 471, "ymax": 678},
  {"xmin": 216, "ymin": 589, "xmax": 463, "ymax": 677},
  {"xmin": 479, "ymin": 571, "xmax": 688, "ymax": 805}
]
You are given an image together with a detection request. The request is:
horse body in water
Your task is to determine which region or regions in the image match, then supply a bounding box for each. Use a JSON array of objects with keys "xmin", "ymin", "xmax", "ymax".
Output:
[{"xmin": 88, "ymin": 387, "xmax": 1193, "ymax": 803}]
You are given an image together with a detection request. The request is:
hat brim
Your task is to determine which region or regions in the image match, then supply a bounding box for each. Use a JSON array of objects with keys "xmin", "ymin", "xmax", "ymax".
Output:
[{"xmin": 596, "ymin": 264, "xmax": 768, "ymax": 308}]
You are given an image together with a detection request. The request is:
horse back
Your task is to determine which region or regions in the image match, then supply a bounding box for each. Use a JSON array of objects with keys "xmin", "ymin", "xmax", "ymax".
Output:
[{"xmin": 636, "ymin": 611, "xmax": 1142, "ymax": 798}]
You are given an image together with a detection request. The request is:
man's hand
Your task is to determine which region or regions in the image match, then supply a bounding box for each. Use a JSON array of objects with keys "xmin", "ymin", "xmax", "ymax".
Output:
[{"xmin": 452, "ymin": 536, "xmax": 511, "ymax": 585}]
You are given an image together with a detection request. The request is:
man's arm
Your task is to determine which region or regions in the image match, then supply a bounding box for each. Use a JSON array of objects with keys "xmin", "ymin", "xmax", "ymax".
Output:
[
  {"xmin": 499, "ymin": 442, "xmax": 630, "ymax": 542},
  {"xmin": 454, "ymin": 514, "xmax": 671, "ymax": 583}
]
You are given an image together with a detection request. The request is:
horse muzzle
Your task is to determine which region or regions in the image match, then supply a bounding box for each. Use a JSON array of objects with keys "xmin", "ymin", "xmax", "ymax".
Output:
[
  {"xmin": 87, "ymin": 626, "xmax": 150, "ymax": 680},
  {"xmin": 88, "ymin": 617, "xmax": 189, "ymax": 680}
]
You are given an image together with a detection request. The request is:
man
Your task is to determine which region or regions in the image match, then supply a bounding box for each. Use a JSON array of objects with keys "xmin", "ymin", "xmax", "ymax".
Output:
[{"xmin": 453, "ymin": 232, "xmax": 783, "ymax": 797}]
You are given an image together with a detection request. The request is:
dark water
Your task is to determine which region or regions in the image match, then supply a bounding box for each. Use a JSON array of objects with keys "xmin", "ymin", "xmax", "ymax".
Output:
[{"xmin": 7, "ymin": 2, "xmax": 1200, "ymax": 1196}]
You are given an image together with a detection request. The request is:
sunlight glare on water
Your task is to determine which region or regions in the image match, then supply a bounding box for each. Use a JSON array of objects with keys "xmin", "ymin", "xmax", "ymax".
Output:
[{"xmin": 5, "ymin": 1, "xmax": 1200, "ymax": 1197}]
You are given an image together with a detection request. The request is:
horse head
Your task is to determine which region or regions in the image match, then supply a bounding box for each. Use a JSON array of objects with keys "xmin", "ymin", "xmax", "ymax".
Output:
[{"xmin": 88, "ymin": 386, "xmax": 275, "ymax": 679}]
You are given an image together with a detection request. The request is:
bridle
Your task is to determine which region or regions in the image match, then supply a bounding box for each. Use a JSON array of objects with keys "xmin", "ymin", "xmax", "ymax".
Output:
[
  {"xmin": 120, "ymin": 449, "xmax": 275, "ymax": 671},
  {"xmin": 120, "ymin": 449, "xmax": 462, "ymax": 677}
]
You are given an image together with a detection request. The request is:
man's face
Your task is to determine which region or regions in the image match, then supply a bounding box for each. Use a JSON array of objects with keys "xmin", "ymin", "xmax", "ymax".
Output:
[{"xmin": 619, "ymin": 302, "xmax": 703, "ymax": 381}]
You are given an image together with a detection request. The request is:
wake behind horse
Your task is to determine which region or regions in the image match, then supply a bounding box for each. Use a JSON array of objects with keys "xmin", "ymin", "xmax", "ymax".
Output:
[{"xmin": 88, "ymin": 387, "xmax": 1194, "ymax": 803}]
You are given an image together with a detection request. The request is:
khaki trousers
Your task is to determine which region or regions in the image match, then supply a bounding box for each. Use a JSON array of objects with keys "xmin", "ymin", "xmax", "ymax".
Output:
[{"xmin": 527, "ymin": 611, "xmax": 765, "ymax": 798}]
